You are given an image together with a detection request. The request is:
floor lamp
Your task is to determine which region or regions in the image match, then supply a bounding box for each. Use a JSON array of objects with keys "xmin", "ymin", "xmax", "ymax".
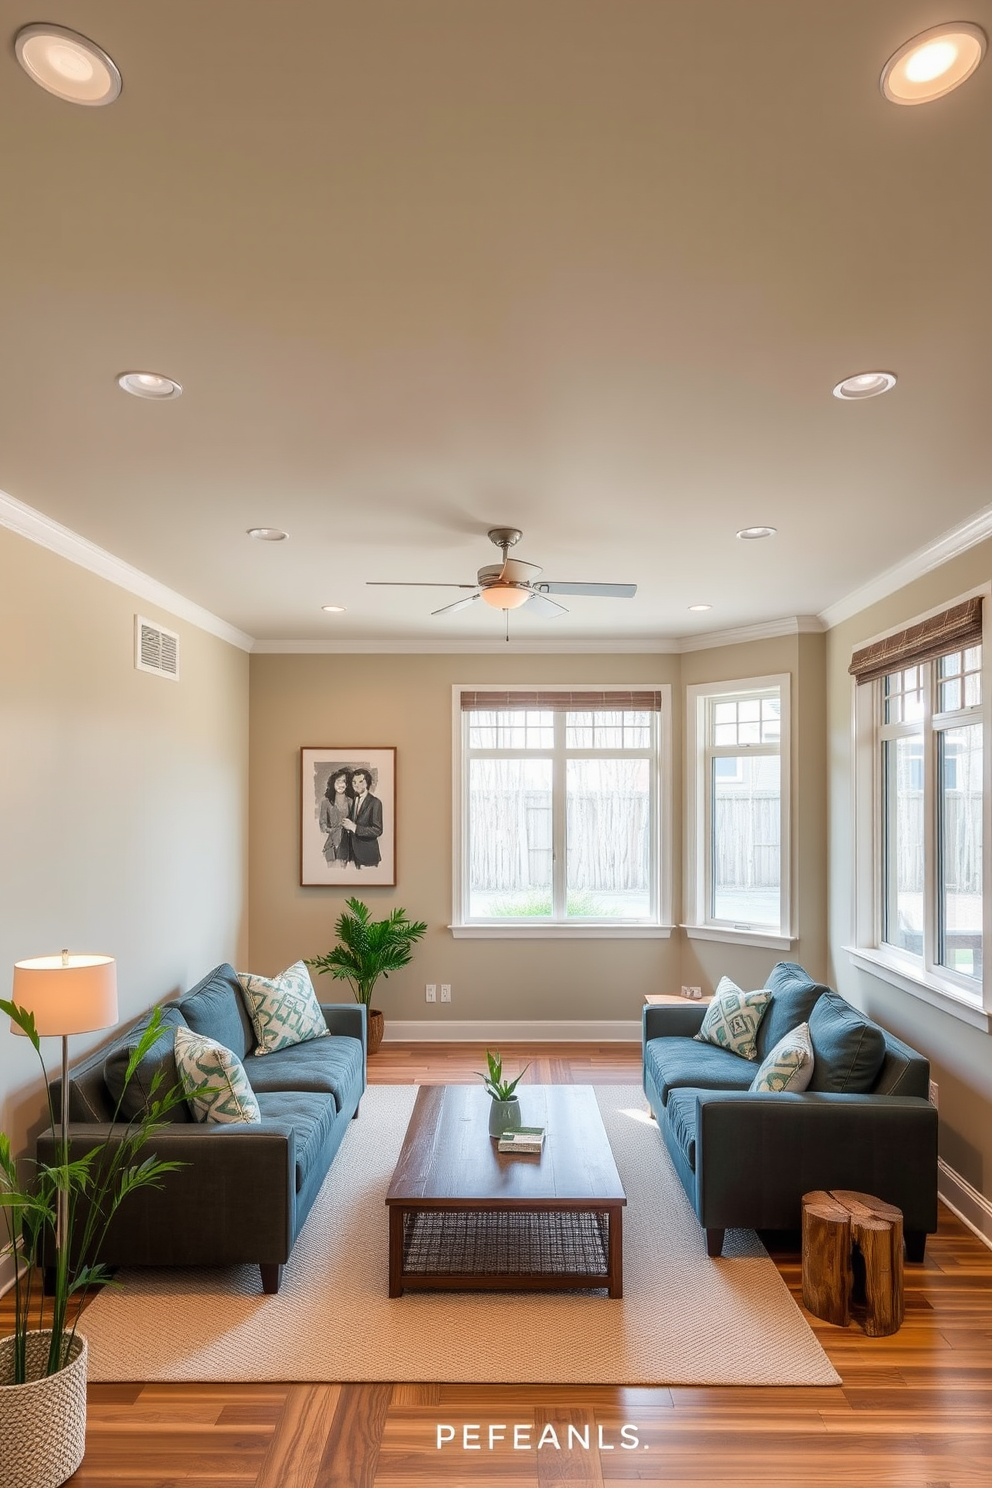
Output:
[{"xmin": 10, "ymin": 950, "xmax": 119, "ymax": 1250}]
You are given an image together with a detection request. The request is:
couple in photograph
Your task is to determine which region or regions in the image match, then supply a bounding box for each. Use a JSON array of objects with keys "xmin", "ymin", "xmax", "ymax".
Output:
[{"xmin": 319, "ymin": 767, "xmax": 382, "ymax": 870}]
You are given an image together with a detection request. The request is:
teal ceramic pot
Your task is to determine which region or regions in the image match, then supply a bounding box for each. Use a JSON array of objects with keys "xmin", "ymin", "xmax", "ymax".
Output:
[{"xmin": 489, "ymin": 1097, "xmax": 522, "ymax": 1137}]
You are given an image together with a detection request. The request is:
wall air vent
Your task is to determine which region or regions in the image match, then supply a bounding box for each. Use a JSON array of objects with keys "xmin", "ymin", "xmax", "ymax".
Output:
[{"xmin": 135, "ymin": 615, "xmax": 180, "ymax": 680}]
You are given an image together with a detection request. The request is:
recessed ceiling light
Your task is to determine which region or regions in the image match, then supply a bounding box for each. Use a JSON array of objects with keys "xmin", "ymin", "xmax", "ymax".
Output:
[
  {"xmin": 881, "ymin": 23, "xmax": 986, "ymax": 104},
  {"xmin": 832, "ymin": 371, "xmax": 897, "ymax": 400},
  {"xmin": 687, "ymin": 603, "xmax": 713, "ymax": 612},
  {"xmin": 15, "ymin": 24, "xmax": 122, "ymax": 106},
  {"xmin": 247, "ymin": 528, "xmax": 288, "ymax": 542},
  {"xmin": 736, "ymin": 526, "xmax": 777, "ymax": 541},
  {"xmin": 117, "ymin": 371, "xmax": 183, "ymax": 400},
  {"xmin": 321, "ymin": 604, "xmax": 346, "ymax": 613}
]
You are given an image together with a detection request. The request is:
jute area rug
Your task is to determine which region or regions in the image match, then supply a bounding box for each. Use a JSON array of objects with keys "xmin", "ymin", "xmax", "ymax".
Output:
[{"xmin": 81, "ymin": 1085, "xmax": 839, "ymax": 1386}]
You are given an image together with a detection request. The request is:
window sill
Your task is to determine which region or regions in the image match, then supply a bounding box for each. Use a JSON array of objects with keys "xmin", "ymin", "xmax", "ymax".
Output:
[
  {"xmin": 449, "ymin": 923, "xmax": 675, "ymax": 940},
  {"xmin": 681, "ymin": 924, "xmax": 795, "ymax": 952},
  {"xmin": 844, "ymin": 947, "xmax": 991, "ymax": 1032}
]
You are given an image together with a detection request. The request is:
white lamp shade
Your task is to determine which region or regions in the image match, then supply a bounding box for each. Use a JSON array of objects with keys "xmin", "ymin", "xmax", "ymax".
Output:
[{"xmin": 11, "ymin": 954, "xmax": 118, "ymax": 1036}]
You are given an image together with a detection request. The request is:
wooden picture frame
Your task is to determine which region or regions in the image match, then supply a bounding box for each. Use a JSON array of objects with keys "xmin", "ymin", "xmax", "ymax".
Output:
[{"xmin": 301, "ymin": 747, "xmax": 396, "ymax": 886}]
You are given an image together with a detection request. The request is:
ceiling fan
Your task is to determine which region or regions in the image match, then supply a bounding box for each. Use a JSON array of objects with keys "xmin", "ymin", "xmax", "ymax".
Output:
[{"xmin": 367, "ymin": 527, "xmax": 637, "ymax": 619}]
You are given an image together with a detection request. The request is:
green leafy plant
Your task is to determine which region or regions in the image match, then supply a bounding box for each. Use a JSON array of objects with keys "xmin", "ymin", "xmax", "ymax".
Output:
[
  {"xmin": 476, "ymin": 1048, "xmax": 528, "ymax": 1102},
  {"xmin": 305, "ymin": 898, "xmax": 428, "ymax": 1006},
  {"xmin": 0, "ymin": 1000, "xmax": 188, "ymax": 1384}
]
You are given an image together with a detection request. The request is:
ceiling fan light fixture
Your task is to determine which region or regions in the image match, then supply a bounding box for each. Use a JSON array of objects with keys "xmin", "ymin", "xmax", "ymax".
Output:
[
  {"xmin": 832, "ymin": 371, "xmax": 897, "ymax": 400},
  {"xmin": 480, "ymin": 584, "xmax": 531, "ymax": 610},
  {"xmin": 15, "ymin": 23, "xmax": 122, "ymax": 105},
  {"xmin": 881, "ymin": 23, "xmax": 986, "ymax": 104}
]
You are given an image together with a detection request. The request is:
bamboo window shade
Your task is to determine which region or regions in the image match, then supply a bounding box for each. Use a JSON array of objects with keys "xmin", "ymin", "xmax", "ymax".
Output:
[
  {"xmin": 459, "ymin": 690, "xmax": 662, "ymax": 711},
  {"xmin": 848, "ymin": 597, "xmax": 983, "ymax": 686}
]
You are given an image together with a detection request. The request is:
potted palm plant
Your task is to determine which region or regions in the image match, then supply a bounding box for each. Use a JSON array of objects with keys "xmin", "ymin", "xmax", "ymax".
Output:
[
  {"xmin": 477, "ymin": 1049, "xmax": 528, "ymax": 1137},
  {"xmin": 0, "ymin": 1000, "xmax": 187, "ymax": 1488},
  {"xmin": 306, "ymin": 898, "xmax": 427, "ymax": 1055}
]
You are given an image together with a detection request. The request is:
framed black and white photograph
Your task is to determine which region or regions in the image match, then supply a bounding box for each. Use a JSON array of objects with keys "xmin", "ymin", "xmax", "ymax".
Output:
[{"xmin": 301, "ymin": 747, "xmax": 396, "ymax": 886}]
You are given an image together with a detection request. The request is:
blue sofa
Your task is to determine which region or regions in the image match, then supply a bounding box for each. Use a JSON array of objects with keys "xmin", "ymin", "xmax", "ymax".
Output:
[
  {"xmin": 643, "ymin": 962, "xmax": 938, "ymax": 1259},
  {"xmin": 43, "ymin": 963, "xmax": 366, "ymax": 1293}
]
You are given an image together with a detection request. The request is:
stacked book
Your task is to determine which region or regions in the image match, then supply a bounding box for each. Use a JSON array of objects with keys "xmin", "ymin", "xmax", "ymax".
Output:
[{"xmin": 497, "ymin": 1126, "xmax": 545, "ymax": 1154}]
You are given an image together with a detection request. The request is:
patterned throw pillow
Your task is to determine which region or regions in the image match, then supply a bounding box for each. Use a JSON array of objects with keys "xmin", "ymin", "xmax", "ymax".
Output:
[
  {"xmin": 749, "ymin": 1021, "xmax": 815, "ymax": 1093},
  {"xmin": 693, "ymin": 976, "xmax": 771, "ymax": 1061},
  {"xmin": 174, "ymin": 1026, "xmax": 261, "ymax": 1124},
  {"xmin": 237, "ymin": 961, "xmax": 329, "ymax": 1056}
]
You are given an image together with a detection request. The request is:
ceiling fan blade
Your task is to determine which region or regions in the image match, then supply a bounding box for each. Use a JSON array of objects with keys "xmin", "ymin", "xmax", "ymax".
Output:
[
  {"xmin": 431, "ymin": 592, "xmax": 482, "ymax": 616},
  {"xmin": 534, "ymin": 582, "xmax": 637, "ymax": 598},
  {"xmin": 524, "ymin": 590, "xmax": 568, "ymax": 617},
  {"xmin": 366, "ymin": 582, "xmax": 478, "ymax": 588}
]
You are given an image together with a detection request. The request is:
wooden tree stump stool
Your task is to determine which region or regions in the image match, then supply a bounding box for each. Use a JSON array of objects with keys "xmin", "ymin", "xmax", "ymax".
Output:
[{"xmin": 801, "ymin": 1189, "xmax": 904, "ymax": 1337}]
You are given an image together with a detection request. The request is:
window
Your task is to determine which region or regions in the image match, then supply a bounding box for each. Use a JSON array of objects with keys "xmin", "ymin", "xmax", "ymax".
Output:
[
  {"xmin": 850, "ymin": 593, "xmax": 990, "ymax": 1024},
  {"xmin": 451, "ymin": 687, "xmax": 672, "ymax": 935},
  {"xmin": 685, "ymin": 674, "xmax": 792, "ymax": 948},
  {"xmin": 880, "ymin": 645, "xmax": 983, "ymax": 982}
]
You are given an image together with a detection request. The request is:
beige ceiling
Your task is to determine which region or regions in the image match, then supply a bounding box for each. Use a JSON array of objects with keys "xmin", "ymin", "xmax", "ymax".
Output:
[{"xmin": 1, "ymin": 1, "xmax": 990, "ymax": 644}]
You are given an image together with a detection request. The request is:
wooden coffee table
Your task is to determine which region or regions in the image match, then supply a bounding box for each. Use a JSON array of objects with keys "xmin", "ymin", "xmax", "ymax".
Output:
[{"xmin": 385, "ymin": 1084, "xmax": 626, "ymax": 1297}]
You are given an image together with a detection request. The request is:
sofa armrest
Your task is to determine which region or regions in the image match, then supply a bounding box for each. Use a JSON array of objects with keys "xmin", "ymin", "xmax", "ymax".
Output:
[
  {"xmin": 37, "ymin": 1120, "xmax": 297, "ymax": 1266},
  {"xmin": 692, "ymin": 1091, "xmax": 938, "ymax": 1232},
  {"xmin": 320, "ymin": 1001, "xmax": 367, "ymax": 1055},
  {"xmin": 643, "ymin": 1004, "xmax": 707, "ymax": 1042}
]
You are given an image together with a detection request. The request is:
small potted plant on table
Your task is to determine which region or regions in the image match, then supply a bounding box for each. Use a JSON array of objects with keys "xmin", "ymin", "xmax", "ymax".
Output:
[{"xmin": 477, "ymin": 1049, "xmax": 529, "ymax": 1137}]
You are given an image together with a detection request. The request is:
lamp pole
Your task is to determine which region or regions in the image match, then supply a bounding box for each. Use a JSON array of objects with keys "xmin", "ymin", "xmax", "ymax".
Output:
[{"xmin": 9, "ymin": 947, "xmax": 119, "ymax": 1274}]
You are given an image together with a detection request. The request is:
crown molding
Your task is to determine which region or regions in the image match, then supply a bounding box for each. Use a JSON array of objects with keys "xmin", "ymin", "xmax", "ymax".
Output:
[
  {"xmin": 0, "ymin": 489, "xmax": 254, "ymax": 652},
  {"xmin": 819, "ymin": 503, "xmax": 992, "ymax": 631},
  {"xmin": 252, "ymin": 617, "xmax": 825, "ymax": 654},
  {"xmin": 250, "ymin": 637, "xmax": 680, "ymax": 654},
  {"xmin": 674, "ymin": 614, "xmax": 824, "ymax": 652}
]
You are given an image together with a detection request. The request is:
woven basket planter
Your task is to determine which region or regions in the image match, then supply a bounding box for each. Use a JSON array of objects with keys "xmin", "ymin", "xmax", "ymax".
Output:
[
  {"xmin": 0, "ymin": 1331, "xmax": 87, "ymax": 1488},
  {"xmin": 367, "ymin": 1008, "xmax": 385, "ymax": 1056}
]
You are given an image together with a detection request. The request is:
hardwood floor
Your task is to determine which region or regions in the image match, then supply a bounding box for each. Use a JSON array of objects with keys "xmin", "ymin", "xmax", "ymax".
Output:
[{"xmin": 4, "ymin": 1041, "xmax": 991, "ymax": 1488}]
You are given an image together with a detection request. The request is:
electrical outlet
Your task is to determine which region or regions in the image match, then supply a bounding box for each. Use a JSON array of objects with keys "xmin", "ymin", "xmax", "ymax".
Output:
[
  {"xmin": 440, "ymin": 983, "xmax": 451, "ymax": 1003},
  {"xmin": 681, "ymin": 986, "xmax": 703, "ymax": 1000},
  {"xmin": 425, "ymin": 983, "xmax": 437, "ymax": 1003},
  {"xmin": 929, "ymin": 1080, "xmax": 939, "ymax": 1109}
]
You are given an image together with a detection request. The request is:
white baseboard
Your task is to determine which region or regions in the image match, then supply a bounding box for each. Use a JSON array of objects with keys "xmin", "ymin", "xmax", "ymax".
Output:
[
  {"xmin": 382, "ymin": 1020, "xmax": 641, "ymax": 1043},
  {"xmin": 0, "ymin": 1244, "xmax": 23, "ymax": 1299},
  {"xmin": 938, "ymin": 1158, "xmax": 992, "ymax": 1252}
]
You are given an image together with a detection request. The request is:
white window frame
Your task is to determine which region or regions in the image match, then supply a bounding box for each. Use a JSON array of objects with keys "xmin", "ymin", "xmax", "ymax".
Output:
[
  {"xmin": 450, "ymin": 683, "xmax": 673, "ymax": 938},
  {"xmin": 848, "ymin": 585, "xmax": 992, "ymax": 1031},
  {"xmin": 683, "ymin": 673, "xmax": 794, "ymax": 951}
]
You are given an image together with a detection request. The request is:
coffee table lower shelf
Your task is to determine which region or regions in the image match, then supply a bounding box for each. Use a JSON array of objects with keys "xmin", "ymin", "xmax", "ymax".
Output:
[{"xmin": 388, "ymin": 1203, "xmax": 624, "ymax": 1297}]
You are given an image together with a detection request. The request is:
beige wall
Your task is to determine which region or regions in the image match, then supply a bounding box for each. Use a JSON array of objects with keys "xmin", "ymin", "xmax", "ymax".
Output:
[
  {"xmin": 826, "ymin": 538, "xmax": 992, "ymax": 1200},
  {"xmin": 0, "ymin": 527, "xmax": 250, "ymax": 1160},
  {"xmin": 249, "ymin": 637, "xmax": 828, "ymax": 1022}
]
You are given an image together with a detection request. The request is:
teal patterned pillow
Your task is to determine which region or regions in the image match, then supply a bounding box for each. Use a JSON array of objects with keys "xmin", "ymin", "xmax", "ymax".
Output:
[
  {"xmin": 237, "ymin": 961, "xmax": 329, "ymax": 1056},
  {"xmin": 749, "ymin": 1021, "xmax": 815, "ymax": 1092},
  {"xmin": 693, "ymin": 976, "xmax": 771, "ymax": 1061},
  {"xmin": 174, "ymin": 1026, "xmax": 261, "ymax": 1125}
]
